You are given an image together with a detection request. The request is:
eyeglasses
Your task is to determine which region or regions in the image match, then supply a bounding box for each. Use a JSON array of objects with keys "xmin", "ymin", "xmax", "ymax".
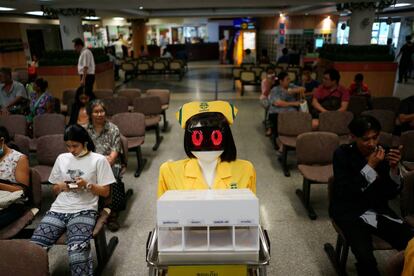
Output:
[{"xmin": 92, "ymin": 110, "xmax": 106, "ymax": 115}]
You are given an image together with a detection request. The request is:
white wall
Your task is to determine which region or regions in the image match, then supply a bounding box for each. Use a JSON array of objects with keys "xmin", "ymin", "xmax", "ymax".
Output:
[{"xmin": 207, "ymin": 22, "xmax": 219, "ymax": 42}]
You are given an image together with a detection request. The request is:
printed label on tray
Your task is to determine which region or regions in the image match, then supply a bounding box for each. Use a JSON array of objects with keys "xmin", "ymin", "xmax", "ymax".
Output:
[
  {"xmin": 212, "ymin": 219, "xmax": 230, "ymax": 224},
  {"xmin": 161, "ymin": 220, "xmax": 179, "ymax": 225},
  {"xmin": 187, "ymin": 219, "xmax": 204, "ymax": 225},
  {"xmin": 237, "ymin": 219, "xmax": 255, "ymax": 225}
]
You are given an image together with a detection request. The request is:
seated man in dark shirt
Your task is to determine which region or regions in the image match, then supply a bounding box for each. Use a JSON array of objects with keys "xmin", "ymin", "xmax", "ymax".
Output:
[
  {"xmin": 330, "ymin": 115, "xmax": 413, "ymax": 276},
  {"xmin": 399, "ymin": 95, "xmax": 414, "ymax": 133}
]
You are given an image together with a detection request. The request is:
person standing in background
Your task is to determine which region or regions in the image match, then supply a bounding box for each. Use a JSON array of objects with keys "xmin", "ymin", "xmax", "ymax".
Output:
[
  {"xmin": 219, "ymin": 35, "xmax": 227, "ymax": 64},
  {"xmin": 396, "ymin": 35, "xmax": 414, "ymax": 83},
  {"xmin": 73, "ymin": 38, "xmax": 95, "ymax": 95}
]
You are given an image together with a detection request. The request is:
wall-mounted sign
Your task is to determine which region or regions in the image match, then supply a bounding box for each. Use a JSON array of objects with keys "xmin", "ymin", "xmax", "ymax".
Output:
[
  {"xmin": 0, "ymin": 39, "xmax": 24, "ymax": 53},
  {"xmin": 233, "ymin": 18, "xmax": 256, "ymax": 30}
]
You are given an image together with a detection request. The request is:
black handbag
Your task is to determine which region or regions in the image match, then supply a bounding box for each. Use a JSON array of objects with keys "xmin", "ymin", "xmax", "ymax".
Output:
[{"xmin": 110, "ymin": 178, "xmax": 127, "ymax": 211}]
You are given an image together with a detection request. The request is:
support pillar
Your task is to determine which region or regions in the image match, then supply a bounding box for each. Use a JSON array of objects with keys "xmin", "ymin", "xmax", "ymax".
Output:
[
  {"xmin": 131, "ymin": 19, "xmax": 147, "ymax": 58},
  {"xmin": 348, "ymin": 8, "xmax": 375, "ymax": 45},
  {"xmin": 58, "ymin": 15, "xmax": 83, "ymax": 50}
]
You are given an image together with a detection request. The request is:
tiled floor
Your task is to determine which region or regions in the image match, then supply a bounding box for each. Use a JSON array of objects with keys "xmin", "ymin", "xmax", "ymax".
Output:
[{"xmin": 42, "ymin": 62, "xmax": 413, "ymax": 275}]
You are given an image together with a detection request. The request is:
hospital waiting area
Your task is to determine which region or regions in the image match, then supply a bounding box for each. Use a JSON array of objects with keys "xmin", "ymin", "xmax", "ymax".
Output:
[{"xmin": 1, "ymin": 0, "xmax": 414, "ymax": 276}]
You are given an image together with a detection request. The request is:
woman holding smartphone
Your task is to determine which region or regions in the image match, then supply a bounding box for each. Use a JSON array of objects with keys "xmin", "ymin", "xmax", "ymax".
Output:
[{"xmin": 31, "ymin": 124, "xmax": 115, "ymax": 276}]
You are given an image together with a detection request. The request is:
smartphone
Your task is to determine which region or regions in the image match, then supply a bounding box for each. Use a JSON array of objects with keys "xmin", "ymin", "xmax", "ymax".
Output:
[
  {"xmin": 64, "ymin": 180, "xmax": 78, "ymax": 189},
  {"xmin": 382, "ymin": 145, "xmax": 399, "ymax": 155}
]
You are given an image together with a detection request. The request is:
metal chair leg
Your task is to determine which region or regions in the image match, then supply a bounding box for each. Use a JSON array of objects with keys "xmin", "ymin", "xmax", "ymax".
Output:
[
  {"xmin": 134, "ymin": 146, "xmax": 147, "ymax": 177},
  {"xmin": 339, "ymin": 238, "xmax": 349, "ymax": 275},
  {"xmin": 324, "ymin": 234, "xmax": 349, "ymax": 276},
  {"xmin": 94, "ymin": 228, "xmax": 119, "ymax": 275},
  {"xmin": 278, "ymin": 146, "xmax": 290, "ymax": 177},
  {"xmin": 152, "ymin": 124, "xmax": 164, "ymax": 151},
  {"xmin": 162, "ymin": 110, "xmax": 169, "ymax": 132},
  {"xmin": 296, "ymin": 178, "xmax": 317, "ymax": 220}
]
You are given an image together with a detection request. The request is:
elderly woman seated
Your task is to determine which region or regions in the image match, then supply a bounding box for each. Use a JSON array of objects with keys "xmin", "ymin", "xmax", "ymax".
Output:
[
  {"xmin": 86, "ymin": 99, "xmax": 123, "ymax": 231},
  {"xmin": 0, "ymin": 126, "xmax": 30, "ymax": 229}
]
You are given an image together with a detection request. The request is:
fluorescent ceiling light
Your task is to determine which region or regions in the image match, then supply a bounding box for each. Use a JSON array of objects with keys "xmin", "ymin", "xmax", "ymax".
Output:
[
  {"xmin": 25, "ymin": 11, "xmax": 44, "ymax": 16},
  {"xmin": 113, "ymin": 17, "xmax": 125, "ymax": 20},
  {"xmin": 394, "ymin": 3, "xmax": 411, "ymax": 7},
  {"xmin": 84, "ymin": 16, "xmax": 100, "ymax": 20},
  {"xmin": 0, "ymin": 7, "xmax": 15, "ymax": 11}
]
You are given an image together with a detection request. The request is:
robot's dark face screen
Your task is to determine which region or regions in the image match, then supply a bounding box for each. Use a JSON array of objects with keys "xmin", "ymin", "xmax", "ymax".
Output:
[{"xmin": 188, "ymin": 127, "xmax": 224, "ymax": 151}]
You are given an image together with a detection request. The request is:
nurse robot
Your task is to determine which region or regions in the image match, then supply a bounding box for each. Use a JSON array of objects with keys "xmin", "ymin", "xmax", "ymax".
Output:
[{"xmin": 158, "ymin": 101, "xmax": 256, "ymax": 197}]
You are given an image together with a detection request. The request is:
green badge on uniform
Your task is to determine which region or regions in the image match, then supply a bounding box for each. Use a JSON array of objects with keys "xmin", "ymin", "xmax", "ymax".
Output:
[{"xmin": 230, "ymin": 183, "xmax": 238, "ymax": 189}]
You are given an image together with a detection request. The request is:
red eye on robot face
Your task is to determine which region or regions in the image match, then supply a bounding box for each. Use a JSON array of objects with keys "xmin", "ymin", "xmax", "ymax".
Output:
[
  {"xmin": 191, "ymin": 130, "xmax": 203, "ymax": 146},
  {"xmin": 211, "ymin": 130, "xmax": 223, "ymax": 146}
]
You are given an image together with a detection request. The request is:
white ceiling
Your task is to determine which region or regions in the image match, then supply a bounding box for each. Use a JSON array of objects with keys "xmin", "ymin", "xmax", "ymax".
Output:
[{"xmin": 0, "ymin": 0, "xmax": 413, "ymax": 18}]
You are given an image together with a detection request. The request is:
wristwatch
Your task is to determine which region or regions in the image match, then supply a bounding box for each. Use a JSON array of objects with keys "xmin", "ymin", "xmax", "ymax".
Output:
[{"xmin": 86, "ymin": 183, "xmax": 92, "ymax": 190}]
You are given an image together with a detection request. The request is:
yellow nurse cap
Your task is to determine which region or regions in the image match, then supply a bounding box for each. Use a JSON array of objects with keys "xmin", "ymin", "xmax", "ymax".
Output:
[{"xmin": 176, "ymin": 101, "xmax": 238, "ymax": 128}]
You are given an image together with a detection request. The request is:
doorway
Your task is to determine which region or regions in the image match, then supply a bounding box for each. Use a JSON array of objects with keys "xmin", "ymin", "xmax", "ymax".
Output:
[{"xmin": 27, "ymin": 29, "xmax": 45, "ymax": 59}]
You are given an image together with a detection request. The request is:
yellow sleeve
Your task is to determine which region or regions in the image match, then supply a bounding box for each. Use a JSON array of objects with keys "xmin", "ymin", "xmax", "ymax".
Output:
[
  {"xmin": 157, "ymin": 162, "xmax": 169, "ymax": 199},
  {"xmin": 402, "ymin": 238, "xmax": 414, "ymax": 276},
  {"xmin": 249, "ymin": 164, "xmax": 257, "ymax": 194}
]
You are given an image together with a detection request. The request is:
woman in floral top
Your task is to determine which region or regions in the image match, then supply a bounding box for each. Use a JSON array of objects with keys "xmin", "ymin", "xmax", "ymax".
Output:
[
  {"xmin": 0, "ymin": 126, "xmax": 30, "ymax": 228},
  {"xmin": 86, "ymin": 99, "xmax": 123, "ymax": 231},
  {"xmin": 27, "ymin": 78, "xmax": 53, "ymax": 123}
]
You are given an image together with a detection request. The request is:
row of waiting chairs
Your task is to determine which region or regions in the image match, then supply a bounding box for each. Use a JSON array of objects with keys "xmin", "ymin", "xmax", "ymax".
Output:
[
  {"xmin": 1, "ymin": 91, "xmax": 170, "ymax": 179},
  {"xmin": 274, "ymin": 111, "xmax": 414, "ymax": 222},
  {"xmin": 348, "ymin": 95, "xmax": 401, "ymax": 117},
  {"xmin": 233, "ymin": 64, "xmax": 313, "ymax": 95},
  {"xmin": 121, "ymin": 58, "xmax": 186, "ymax": 81},
  {"xmin": 61, "ymin": 88, "xmax": 170, "ymax": 131}
]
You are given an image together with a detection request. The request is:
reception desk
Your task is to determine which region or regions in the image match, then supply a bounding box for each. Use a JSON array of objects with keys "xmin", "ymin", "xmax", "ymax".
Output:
[
  {"xmin": 148, "ymin": 43, "xmax": 219, "ymax": 61},
  {"xmin": 37, "ymin": 61, "xmax": 114, "ymax": 100}
]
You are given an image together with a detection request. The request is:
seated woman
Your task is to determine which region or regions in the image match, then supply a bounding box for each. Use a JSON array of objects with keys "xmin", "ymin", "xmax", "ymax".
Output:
[
  {"xmin": 68, "ymin": 86, "xmax": 96, "ymax": 128},
  {"xmin": 158, "ymin": 101, "xmax": 256, "ymax": 198},
  {"xmin": 260, "ymin": 68, "xmax": 276, "ymax": 136},
  {"xmin": 31, "ymin": 124, "xmax": 115, "ymax": 276},
  {"xmin": 267, "ymin": 71, "xmax": 305, "ymax": 150},
  {"xmin": 86, "ymin": 99, "xmax": 123, "ymax": 231},
  {"xmin": 26, "ymin": 78, "xmax": 54, "ymax": 124},
  {"xmin": 0, "ymin": 126, "xmax": 30, "ymax": 229}
]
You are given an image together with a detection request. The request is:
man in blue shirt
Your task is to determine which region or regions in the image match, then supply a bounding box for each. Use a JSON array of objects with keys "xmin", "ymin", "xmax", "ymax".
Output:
[{"xmin": 0, "ymin": 67, "xmax": 28, "ymax": 115}]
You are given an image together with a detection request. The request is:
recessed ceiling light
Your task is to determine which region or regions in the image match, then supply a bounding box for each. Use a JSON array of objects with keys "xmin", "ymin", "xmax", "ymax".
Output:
[
  {"xmin": 139, "ymin": 6, "xmax": 144, "ymax": 10},
  {"xmin": 394, "ymin": 3, "xmax": 411, "ymax": 7},
  {"xmin": 25, "ymin": 11, "xmax": 44, "ymax": 16},
  {"xmin": 113, "ymin": 17, "xmax": 125, "ymax": 20},
  {"xmin": 84, "ymin": 16, "xmax": 100, "ymax": 20},
  {"xmin": 0, "ymin": 7, "xmax": 15, "ymax": 11}
]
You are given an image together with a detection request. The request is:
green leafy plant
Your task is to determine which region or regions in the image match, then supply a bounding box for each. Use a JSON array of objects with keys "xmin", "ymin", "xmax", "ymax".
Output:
[
  {"xmin": 39, "ymin": 48, "xmax": 109, "ymax": 66},
  {"xmin": 319, "ymin": 44, "xmax": 394, "ymax": 62}
]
